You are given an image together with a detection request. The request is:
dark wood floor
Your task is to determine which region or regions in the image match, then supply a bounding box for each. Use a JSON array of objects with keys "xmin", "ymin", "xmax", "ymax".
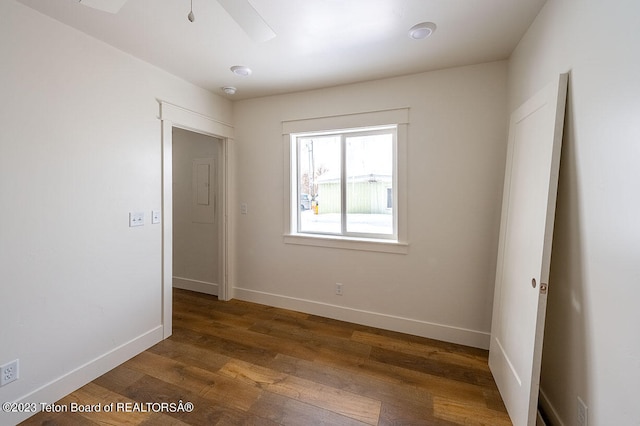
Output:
[{"xmin": 21, "ymin": 289, "xmax": 511, "ymax": 425}]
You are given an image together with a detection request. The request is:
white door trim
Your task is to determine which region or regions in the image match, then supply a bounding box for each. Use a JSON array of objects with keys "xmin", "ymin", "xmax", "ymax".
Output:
[{"xmin": 159, "ymin": 100, "xmax": 234, "ymax": 338}]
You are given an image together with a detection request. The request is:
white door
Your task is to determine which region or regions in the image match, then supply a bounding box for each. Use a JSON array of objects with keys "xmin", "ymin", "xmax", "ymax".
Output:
[{"xmin": 489, "ymin": 73, "xmax": 568, "ymax": 426}]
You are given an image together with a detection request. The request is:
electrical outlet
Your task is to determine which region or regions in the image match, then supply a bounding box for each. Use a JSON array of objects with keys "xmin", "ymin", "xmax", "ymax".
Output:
[
  {"xmin": 335, "ymin": 283, "xmax": 343, "ymax": 295},
  {"xmin": 577, "ymin": 396, "xmax": 588, "ymax": 426},
  {"xmin": 0, "ymin": 359, "xmax": 19, "ymax": 386}
]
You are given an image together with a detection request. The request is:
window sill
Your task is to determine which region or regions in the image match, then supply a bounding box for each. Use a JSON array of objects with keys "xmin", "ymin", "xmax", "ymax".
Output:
[{"xmin": 283, "ymin": 234, "xmax": 408, "ymax": 254}]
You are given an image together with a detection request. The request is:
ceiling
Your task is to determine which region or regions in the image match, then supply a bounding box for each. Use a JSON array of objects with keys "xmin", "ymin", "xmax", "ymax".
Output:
[{"xmin": 18, "ymin": 0, "xmax": 546, "ymax": 100}]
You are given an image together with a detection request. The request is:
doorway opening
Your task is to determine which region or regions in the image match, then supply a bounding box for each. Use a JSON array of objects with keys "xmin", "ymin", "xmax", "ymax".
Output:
[
  {"xmin": 172, "ymin": 128, "xmax": 222, "ymax": 296},
  {"xmin": 159, "ymin": 100, "xmax": 234, "ymax": 338}
]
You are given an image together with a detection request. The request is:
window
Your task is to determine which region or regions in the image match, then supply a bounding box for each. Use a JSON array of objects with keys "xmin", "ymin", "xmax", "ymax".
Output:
[
  {"xmin": 283, "ymin": 108, "xmax": 408, "ymax": 253},
  {"xmin": 293, "ymin": 126, "xmax": 397, "ymax": 239}
]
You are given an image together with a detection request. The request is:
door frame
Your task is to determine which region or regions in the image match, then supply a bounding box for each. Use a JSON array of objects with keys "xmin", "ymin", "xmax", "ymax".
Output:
[{"xmin": 159, "ymin": 100, "xmax": 234, "ymax": 338}]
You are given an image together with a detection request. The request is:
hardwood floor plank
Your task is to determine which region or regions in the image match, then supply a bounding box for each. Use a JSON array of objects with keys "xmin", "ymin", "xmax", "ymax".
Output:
[
  {"xmin": 170, "ymin": 325, "xmax": 278, "ymax": 366},
  {"xmin": 249, "ymin": 392, "xmax": 371, "ymax": 426},
  {"xmin": 219, "ymin": 358, "xmax": 381, "ymax": 425},
  {"xmin": 146, "ymin": 338, "xmax": 231, "ymax": 372},
  {"xmin": 369, "ymin": 346, "xmax": 495, "ymax": 387},
  {"xmin": 249, "ymin": 320, "xmax": 372, "ymax": 359},
  {"xmin": 174, "ymin": 315, "xmax": 320, "ymax": 362},
  {"xmin": 351, "ymin": 330, "xmax": 489, "ymax": 371},
  {"xmin": 284, "ymin": 344, "xmax": 496, "ymax": 411},
  {"xmin": 125, "ymin": 351, "xmax": 218, "ymax": 395},
  {"xmin": 217, "ymin": 357, "xmax": 288, "ymax": 387},
  {"xmin": 92, "ymin": 365, "xmax": 147, "ymax": 395},
  {"xmin": 271, "ymin": 376, "xmax": 381, "ymax": 425},
  {"xmin": 359, "ymin": 358, "xmax": 490, "ymax": 406},
  {"xmin": 268, "ymin": 353, "xmax": 431, "ymax": 409},
  {"xmin": 119, "ymin": 374, "xmax": 241, "ymax": 426},
  {"xmin": 307, "ymin": 345, "xmax": 491, "ymax": 408},
  {"xmin": 482, "ymin": 388, "xmax": 509, "ymax": 413},
  {"xmin": 378, "ymin": 399, "xmax": 459, "ymax": 426},
  {"xmin": 432, "ymin": 396, "xmax": 512, "ymax": 426},
  {"xmin": 173, "ymin": 301, "xmax": 257, "ymax": 330},
  {"xmin": 123, "ymin": 351, "xmax": 263, "ymax": 412},
  {"xmin": 360, "ymin": 327, "xmax": 489, "ymax": 359}
]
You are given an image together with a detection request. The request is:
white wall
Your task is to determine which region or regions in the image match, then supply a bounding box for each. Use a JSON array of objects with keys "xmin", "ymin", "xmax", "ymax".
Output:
[
  {"xmin": 0, "ymin": 2, "xmax": 231, "ymax": 424},
  {"xmin": 508, "ymin": 0, "xmax": 640, "ymax": 424},
  {"xmin": 172, "ymin": 128, "xmax": 220, "ymax": 294},
  {"xmin": 232, "ymin": 61, "xmax": 508, "ymax": 348}
]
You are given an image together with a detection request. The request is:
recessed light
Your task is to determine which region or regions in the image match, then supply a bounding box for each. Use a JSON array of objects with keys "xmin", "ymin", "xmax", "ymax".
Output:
[
  {"xmin": 230, "ymin": 65, "xmax": 252, "ymax": 77},
  {"xmin": 222, "ymin": 86, "xmax": 237, "ymax": 95},
  {"xmin": 408, "ymin": 22, "xmax": 436, "ymax": 40}
]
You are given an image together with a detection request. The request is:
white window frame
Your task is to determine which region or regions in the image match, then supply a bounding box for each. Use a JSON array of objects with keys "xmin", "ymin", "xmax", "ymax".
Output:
[
  {"xmin": 283, "ymin": 108, "xmax": 409, "ymax": 254},
  {"xmin": 293, "ymin": 126, "xmax": 398, "ymax": 239}
]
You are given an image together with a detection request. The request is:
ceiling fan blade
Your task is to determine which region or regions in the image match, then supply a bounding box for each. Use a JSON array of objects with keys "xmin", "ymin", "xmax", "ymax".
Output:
[
  {"xmin": 78, "ymin": 0, "xmax": 129, "ymax": 14},
  {"xmin": 216, "ymin": 0, "xmax": 276, "ymax": 43}
]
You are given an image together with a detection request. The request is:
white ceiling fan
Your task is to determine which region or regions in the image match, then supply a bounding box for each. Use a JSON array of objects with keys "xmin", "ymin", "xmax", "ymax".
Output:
[{"xmin": 78, "ymin": 0, "xmax": 276, "ymax": 42}]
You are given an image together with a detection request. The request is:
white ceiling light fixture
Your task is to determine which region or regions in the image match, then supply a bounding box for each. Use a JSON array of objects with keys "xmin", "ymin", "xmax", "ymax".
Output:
[
  {"xmin": 408, "ymin": 22, "xmax": 437, "ymax": 40},
  {"xmin": 231, "ymin": 65, "xmax": 252, "ymax": 77},
  {"xmin": 222, "ymin": 86, "xmax": 237, "ymax": 95}
]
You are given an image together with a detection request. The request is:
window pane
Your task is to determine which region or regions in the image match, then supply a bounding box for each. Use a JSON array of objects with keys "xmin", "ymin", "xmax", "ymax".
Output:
[
  {"xmin": 298, "ymin": 135, "xmax": 341, "ymax": 234},
  {"xmin": 345, "ymin": 133, "xmax": 393, "ymax": 235}
]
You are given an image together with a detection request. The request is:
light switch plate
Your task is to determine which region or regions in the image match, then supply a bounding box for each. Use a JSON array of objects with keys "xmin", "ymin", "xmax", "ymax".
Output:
[
  {"xmin": 151, "ymin": 210, "xmax": 161, "ymax": 224},
  {"xmin": 129, "ymin": 211, "xmax": 144, "ymax": 227}
]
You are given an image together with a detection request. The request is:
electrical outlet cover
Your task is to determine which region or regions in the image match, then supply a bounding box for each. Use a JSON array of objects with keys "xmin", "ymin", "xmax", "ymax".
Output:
[{"xmin": 0, "ymin": 359, "xmax": 19, "ymax": 386}]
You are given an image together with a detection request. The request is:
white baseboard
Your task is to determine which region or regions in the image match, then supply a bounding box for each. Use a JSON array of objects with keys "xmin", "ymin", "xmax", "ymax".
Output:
[
  {"xmin": 233, "ymin": 287, "xmax": 490, "ymax": 349},
  {"xmin": 3, "ymin": 326, "xmax": 163, "ymax": 426},
  {"xmin": 539, "ymin": 387, "xmax": 565, "ymax": 426},
  {"xmin": 173, "ymin": 277, "xmax": 218, "ymax": 296}
]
